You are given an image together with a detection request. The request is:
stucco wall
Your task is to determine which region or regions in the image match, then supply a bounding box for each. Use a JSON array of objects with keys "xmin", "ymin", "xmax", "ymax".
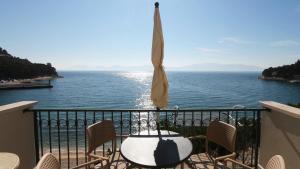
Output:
[
  {"xmin": 260, "ymin": 101, "xmax": 300, "ymax": 169},
  {"xmin": 0, "ymin": 101, "xmax": 37, "ymax": 169}
]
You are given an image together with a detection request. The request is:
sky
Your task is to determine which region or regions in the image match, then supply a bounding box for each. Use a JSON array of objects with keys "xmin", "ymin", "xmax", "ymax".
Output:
[{"xmin": 0, "ymin": 0, "xmax": 300, "ymax": 71}]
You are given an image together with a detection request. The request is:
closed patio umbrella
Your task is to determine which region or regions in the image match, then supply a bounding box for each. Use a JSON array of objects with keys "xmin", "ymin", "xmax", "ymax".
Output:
[{"xmin": 151, "ymin": 2, "xmax": 168, "ymax": 121}]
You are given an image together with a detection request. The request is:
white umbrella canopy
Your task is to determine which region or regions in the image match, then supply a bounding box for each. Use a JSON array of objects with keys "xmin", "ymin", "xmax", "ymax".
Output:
[{"xmin": 151, "ymin": 2, "xmax": 169, "ymax": 109}]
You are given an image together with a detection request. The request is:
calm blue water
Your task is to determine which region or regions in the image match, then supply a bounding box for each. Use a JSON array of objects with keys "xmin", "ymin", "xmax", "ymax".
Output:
[{"xmin": 0, "ymin": 71, "xmax": 300, "ymax": 108}]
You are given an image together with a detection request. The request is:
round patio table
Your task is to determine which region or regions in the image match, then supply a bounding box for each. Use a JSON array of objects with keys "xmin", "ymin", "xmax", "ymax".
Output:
[
  {"xmin": 120, "ymin": 130, "xmax": 193, "ymax": 168},
  {"xmin": 0, "ymin": 152, "xmax": 20, "ymax": 169}
]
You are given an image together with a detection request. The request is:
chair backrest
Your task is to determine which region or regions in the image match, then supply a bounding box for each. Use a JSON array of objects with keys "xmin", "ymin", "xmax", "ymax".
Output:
[
  {"xmin": 35, "ymin": 153, "xmax": 60, "ymax": 169},
  {"xmin": 87, "ymin": 120, "xmax": 116, "ymax": 154},
  {"xmin": 265, "ymin": 155, "xmax": 285, "ymax": 169},
  {"xmin": 206, "ymin": 120, "xmax": 237, "ymax": 152}
]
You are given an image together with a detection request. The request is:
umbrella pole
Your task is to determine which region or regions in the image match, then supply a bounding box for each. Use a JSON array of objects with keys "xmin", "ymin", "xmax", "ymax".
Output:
[
  {"xmin": 156, "ymin": 107, "xmax": 160, "ymax": 130},
  {"xmin": 156, "ymin": 107, "xmax": 162, "ymax": 140}
]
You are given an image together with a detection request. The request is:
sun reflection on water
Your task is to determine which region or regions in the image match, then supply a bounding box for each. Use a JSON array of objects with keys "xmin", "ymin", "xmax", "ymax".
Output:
[
  {"xmin": 118, "ymin": 72, "xmax": 152, "ymax": 84},
  {"xmin": 117, "ymin": 72, "xmax": 154, "ymax": 109},
  {"xmin": 117, "ymin": 72, "xmax": 157, "ymax": 130}
]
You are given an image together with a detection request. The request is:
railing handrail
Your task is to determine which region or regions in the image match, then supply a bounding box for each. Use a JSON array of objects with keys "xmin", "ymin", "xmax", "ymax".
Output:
[{"xmin": 26, "ymin": 108, "xmax": 269, "ymax": 112}]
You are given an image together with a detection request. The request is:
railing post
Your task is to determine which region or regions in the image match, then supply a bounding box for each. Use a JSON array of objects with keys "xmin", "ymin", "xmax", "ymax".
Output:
[
  {"xmin": 254, "ymin": 110, "xmax": 261, "ymax": 169},
  {"xmin": 33, "ymin": 110, "xmax": 40, "ymax": 163}
]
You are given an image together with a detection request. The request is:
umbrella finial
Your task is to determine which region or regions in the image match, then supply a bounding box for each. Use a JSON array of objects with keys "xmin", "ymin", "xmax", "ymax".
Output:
[{"xmin": 155, "ymin": 2, "xmax": 159, "ymax": 8}]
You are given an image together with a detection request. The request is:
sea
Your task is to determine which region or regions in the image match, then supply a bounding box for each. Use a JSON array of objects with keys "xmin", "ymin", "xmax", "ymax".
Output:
[
  {"xmin": 0, "ymin": 71, "xmax": 300, "ymax": 108},
  {"xmin": 1, "ymin": 71, "xmax": 300, "ymax": 151}
]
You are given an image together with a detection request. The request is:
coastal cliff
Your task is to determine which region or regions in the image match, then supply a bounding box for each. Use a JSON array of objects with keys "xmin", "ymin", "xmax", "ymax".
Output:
[
  {"xmin": 261, "ymin": 60, "xmax": 300, "ymax": 83},
  {"xmin": 0, "ymin": 47, "xmax": 58, "ymax": 80}
]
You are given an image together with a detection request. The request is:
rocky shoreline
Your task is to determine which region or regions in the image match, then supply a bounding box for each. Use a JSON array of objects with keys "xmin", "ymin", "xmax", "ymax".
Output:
[
  {"xmin": 259, "ymin": 75, "xmax": 300, "ymax": 83},
  {"xmin": 260, "ymin": 60, "xmax": 300, "ymax": 84}
]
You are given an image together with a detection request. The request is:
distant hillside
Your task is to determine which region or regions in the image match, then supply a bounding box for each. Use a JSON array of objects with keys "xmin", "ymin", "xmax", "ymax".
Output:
[
  {"xmin": 0, "ymin": 47, "xmax": 58, "ymax": 80},
  {"xmin": 174, "ymin": 63, "xmax": 262, "ymax": 72},
  {"xmin": 261, "ymin": 60, "xmax": 300, "ymax": 82}
]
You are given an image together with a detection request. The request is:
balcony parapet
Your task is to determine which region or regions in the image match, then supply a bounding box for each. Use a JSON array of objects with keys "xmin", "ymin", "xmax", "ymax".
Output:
[
  {"xmin": 260, "ymin": 101, "xmax": 300, "ymax": 169},
  {"xmin": 0, "ymin": 101, "xmax": 37, "ymax": 115},
  {"xmin": 0, "ymin": 101, "xmax": 38, "ymax": 169},
  {"xmin": 261, "ymin": 101, "xmax": 300, "ymax": 119}
]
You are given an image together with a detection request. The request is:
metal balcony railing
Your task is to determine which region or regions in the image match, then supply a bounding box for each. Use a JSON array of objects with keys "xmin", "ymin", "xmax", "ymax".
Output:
[{"xmin": 28, "ymin": 108, "xmax": 268, "ymax": 169}]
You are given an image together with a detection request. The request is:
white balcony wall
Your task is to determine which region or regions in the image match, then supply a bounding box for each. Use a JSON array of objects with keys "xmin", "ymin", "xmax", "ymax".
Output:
[
  {"xmin": 260, "ymin": 101, "xmax": 300, "ymax": 169},
  {"xmin": 0, "ymin": 101, "xmax": 37, "ymax": 169}
]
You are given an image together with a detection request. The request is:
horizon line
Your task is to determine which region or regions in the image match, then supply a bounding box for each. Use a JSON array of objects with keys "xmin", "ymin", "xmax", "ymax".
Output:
[{"xmin": 56, "ymin": 69, "xmax": 262, "ymax": 72}]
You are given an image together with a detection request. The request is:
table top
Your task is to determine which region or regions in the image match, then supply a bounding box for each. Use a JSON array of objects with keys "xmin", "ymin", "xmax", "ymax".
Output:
[
  {"xmin": 120, "ymin": 130, "xmax": 193, "ymax": 168},
  {"xmin": 0, "ymin": 152, "xmax": 20, "ymax": 169}
]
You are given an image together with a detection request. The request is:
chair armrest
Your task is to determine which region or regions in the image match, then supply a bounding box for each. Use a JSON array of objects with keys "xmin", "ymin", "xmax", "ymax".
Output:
[
  {"xmin": 71, "ymin": 159, "xmax": 102, "ymax": 169},
  {"xmin": 224, "ymin": 158, "xmax": 253, "ymax": 169},
  {"xmin": 188, "ymin": 135, "xmax": 206, "ymax": 140},
  {"xmin": 88, "ymin": 154, "xmax": 109, "ymax": 161},
  {"xmin": 214, "ymin": 152, "xmax": 236, "ymax": 161}
]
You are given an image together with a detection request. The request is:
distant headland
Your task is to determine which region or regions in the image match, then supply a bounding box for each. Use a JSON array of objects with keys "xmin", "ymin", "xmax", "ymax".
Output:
[
  {"xmin": 0, "ymin": 47, "xmax": 59, "ymax": 80},
  {"xmin": 0, "ymin": 47, "xmax": 61, "ymax": 89},
  {"xmin": 260, "ymin": 60, "xmax": 300, "ymax": 83}
]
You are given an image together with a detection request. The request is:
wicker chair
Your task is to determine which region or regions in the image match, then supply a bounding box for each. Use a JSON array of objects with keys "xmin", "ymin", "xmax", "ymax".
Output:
[
  {"xmin": 36, "ymin": 120, "xmax": 127, "ymax": 169},
  {"xmin": 187, "ymin": 120, "xmax": 237, "ymax": 169},
  {"xmin": 35, "ymin": 153, "xmax": 105, "ymax": 169},
  {"xmin": 35, "ymin": 153, "xmax": 60, "ymax": 169},
  {"xmin": 224, "ymin": 155, "xmax": 285, "ymax": 169},
  {"xmin": 75, "ymin": 120, "xmax": 128, "ymax": 169}
]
